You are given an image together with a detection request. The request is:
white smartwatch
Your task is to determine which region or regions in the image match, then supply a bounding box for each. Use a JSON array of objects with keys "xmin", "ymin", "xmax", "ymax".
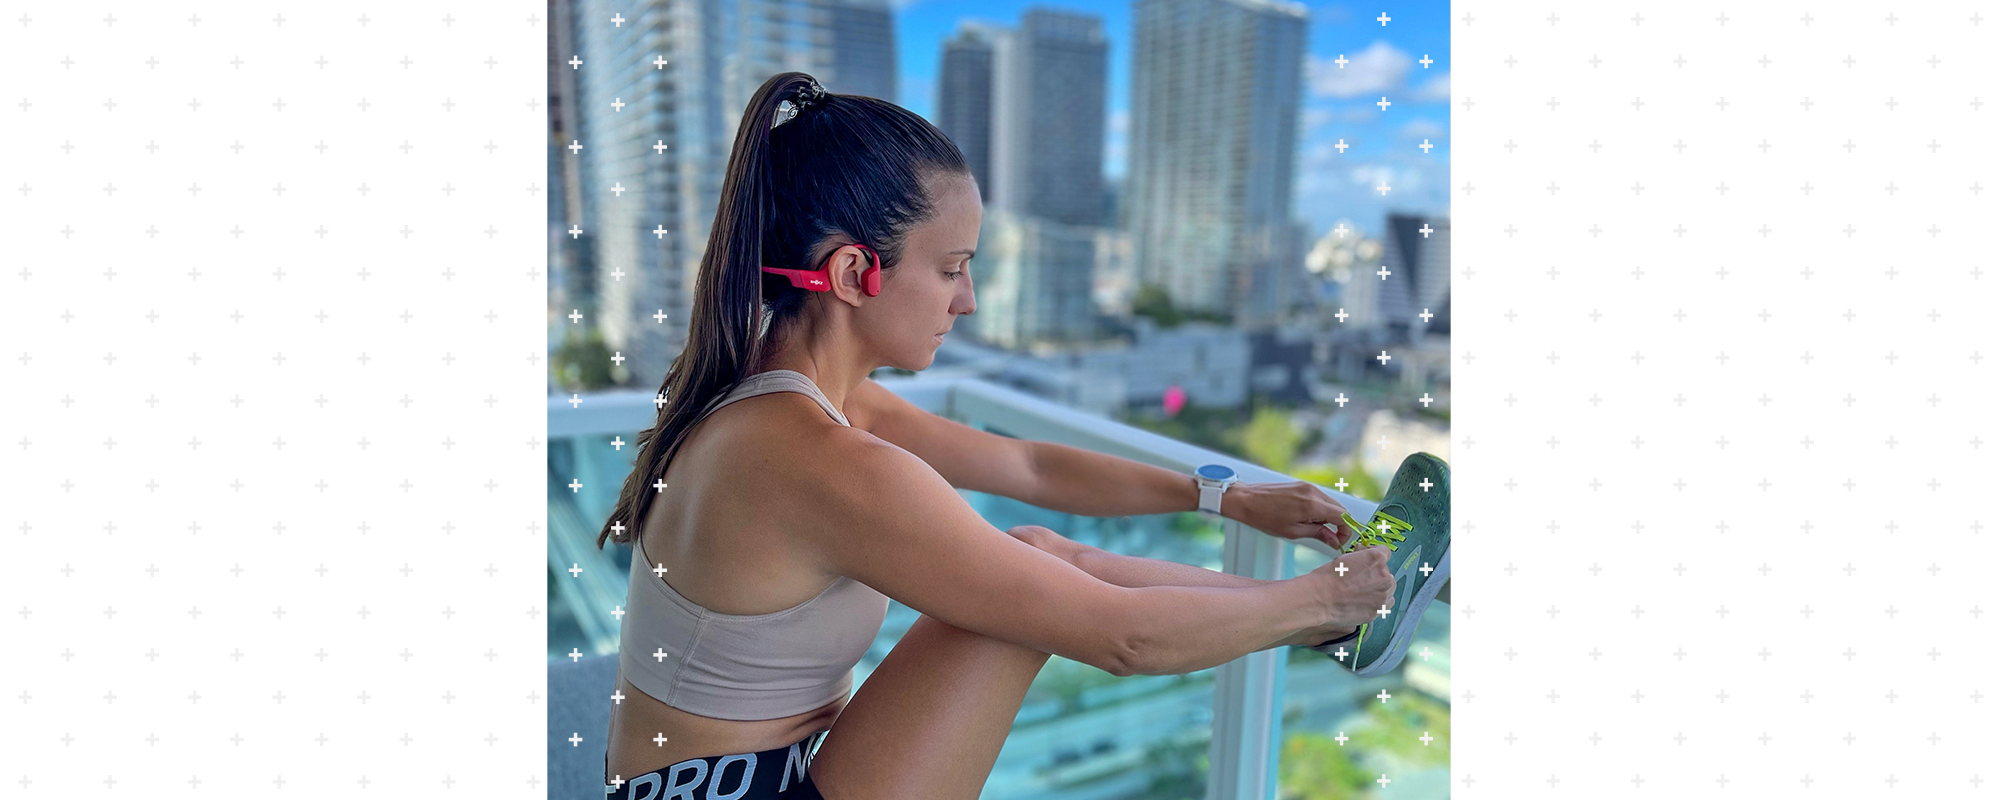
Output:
[{"xmin": 1194, "ymin": 464, "xmax": 1238, "ymax": 516}]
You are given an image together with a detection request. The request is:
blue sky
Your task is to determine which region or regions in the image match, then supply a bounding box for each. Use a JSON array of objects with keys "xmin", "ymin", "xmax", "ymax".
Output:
[{"xmin": 890, "ymin": 0, "xmax": 1449, "ymax": 241}]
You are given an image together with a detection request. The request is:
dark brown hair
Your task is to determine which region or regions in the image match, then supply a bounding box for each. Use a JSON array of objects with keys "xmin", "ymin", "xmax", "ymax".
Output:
[{"xmin": 595, "ymin": 71, "xmax": 970, "ymax": 548}]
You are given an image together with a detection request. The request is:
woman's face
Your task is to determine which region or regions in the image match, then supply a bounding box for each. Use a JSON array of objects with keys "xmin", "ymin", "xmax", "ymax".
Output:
[{"xmin": 878, "ymin": 174, "xmax": 980, "ymax": 370}]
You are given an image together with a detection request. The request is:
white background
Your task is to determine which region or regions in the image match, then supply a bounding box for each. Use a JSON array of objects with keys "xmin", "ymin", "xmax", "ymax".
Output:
[
  {"xmin": 3, "ymin": 1, "xmax": 1994, "ymax": 797},
  {"xmin": 1451, "ymin": 1, "xmax": 1993, "ymax": 796},
  {"xmin": 3, "ymin": 3, "xmax": 548, "ymax": 795}
]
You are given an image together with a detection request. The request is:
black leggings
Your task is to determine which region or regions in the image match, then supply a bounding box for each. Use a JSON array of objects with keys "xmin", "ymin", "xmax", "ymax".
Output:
[{"xmin": 605, "ymin": 731, "xmax": 828, "ymax": 800}]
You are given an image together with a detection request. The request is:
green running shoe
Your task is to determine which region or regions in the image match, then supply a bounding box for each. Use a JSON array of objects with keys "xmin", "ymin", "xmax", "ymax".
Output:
[{"xmin": 1306, "ymin": 451, "xmax": 1450, "ymax": 678}]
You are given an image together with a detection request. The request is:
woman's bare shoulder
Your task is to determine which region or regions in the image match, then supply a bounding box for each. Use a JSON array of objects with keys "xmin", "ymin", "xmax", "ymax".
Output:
[{"xmin": 691, "ymin": 391, "xmax": 889, "ymax": 492}]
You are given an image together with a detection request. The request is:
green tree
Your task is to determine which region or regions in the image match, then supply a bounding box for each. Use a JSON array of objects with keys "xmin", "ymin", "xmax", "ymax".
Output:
[
  {"xmin": 551, "ymin": 327, "xmax": 618, "ymax": 391},
  {"xmin": 1130, "ymin": 282, "xmax": 1233, "ymax": 328},
  {"xmin": 1120, "ymin": 403, "xmax": 1243, "ymax": 458},
  {"xmin": 1167, "ymin": 510, "xmax": 1226, "ymax": 552},
  {"xmin": 1277, "ymin": 731, "xmax": 1375, "ymax": 800},
  {"xmin": 1241, "ymin": 405, "xmax": 1303, "ymax": 472},
  {"xmin": 1131, "ymin": 282, "xmax": 1183, "ymax": 328},
  {"xmin": 1352, "ymin": 692, "xmax": 1450, "ymax": 769},
  {"xmin": 1340, "ymin": 453, "xmax": 1386, "ymax": 502},
  {"xmin": 1288, "ymin": 454, "xmax": 1384, "ymax": 503}
]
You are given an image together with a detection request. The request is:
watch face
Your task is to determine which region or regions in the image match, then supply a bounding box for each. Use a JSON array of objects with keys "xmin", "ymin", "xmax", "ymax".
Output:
[{"xmin": 1196, "ymin": 464, "xmax": 1236, "ymax": 481}]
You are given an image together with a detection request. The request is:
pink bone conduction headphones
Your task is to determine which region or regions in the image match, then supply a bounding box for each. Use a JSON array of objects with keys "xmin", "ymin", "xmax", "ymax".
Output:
[{"xmin": 760, "ymin": 242, "xmax": 882, "ymax": 297}]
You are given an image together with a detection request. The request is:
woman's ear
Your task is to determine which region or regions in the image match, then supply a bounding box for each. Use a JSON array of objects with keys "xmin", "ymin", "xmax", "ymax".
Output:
[{"xmin": 832, "ymin": 246, "xmax": 873, "ymax": 305}]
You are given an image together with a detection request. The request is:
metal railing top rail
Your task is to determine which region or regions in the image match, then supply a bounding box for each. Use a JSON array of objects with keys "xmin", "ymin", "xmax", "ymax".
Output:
[{"xmin": 548, "ymin": 375, "xmax": 1374, "ymax": 556}]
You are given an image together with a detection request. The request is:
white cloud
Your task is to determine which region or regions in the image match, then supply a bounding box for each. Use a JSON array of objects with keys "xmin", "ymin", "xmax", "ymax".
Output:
[
  {"xmin": 1348, "ymin": 162, "xmax": 1398, "ymax": 189},
  {"xmin": 1344, "ymin": 160, "xmax": 1434, "ymax": 197},
  {"xmin": 1290, "ymin": 154, "xmax": 1449, "ymax": 242},
  {"xmin": 1410, "ymin": 72, "xmax": 1449, "ymax": 103},
  {"xmin": 1398, "ymin": 117, "xmax": 1445, "ymax": 140},
  {"xmin": 1309, "ymin": 40, "xmax": 1413, "ymax": 99}
]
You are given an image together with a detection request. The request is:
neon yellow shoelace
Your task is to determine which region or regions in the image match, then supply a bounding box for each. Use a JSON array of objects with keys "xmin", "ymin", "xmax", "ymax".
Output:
[{"xmin": 1339, "ymin": 510, "xmax": 1411, "ymax": 554}]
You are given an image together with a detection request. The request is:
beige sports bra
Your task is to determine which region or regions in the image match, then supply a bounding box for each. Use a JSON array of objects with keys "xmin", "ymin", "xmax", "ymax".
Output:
[{"xmin": 616, "ymin": 370, "xmax": 890, "ymax": 720}]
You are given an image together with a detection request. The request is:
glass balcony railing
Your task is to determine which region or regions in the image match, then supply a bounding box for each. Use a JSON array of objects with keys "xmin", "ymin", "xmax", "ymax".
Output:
[{"xmin": 548, "ymin": 372, "xmax": 1447, "ymax": 800}]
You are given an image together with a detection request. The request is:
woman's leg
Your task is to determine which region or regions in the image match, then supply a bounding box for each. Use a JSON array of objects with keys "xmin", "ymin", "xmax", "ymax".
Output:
[
  {"xmin": 802, "ymin": 528, "xmax": 1069, "ymax": 800},
  {"xmin": 805, "ymin": 612, "xmax": 1051, "ymax": 799},
  {"xmin": 806, "ymin": 521, "xmax": 1332, "ymax": 798}
]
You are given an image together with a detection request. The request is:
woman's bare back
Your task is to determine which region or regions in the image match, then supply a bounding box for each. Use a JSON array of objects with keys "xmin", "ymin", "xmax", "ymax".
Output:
[{"xmin": 604, "ymin": 390, "xmax": 860, "ymax": 778}]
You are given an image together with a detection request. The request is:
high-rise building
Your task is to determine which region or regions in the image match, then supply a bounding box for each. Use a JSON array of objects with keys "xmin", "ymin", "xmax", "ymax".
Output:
[
  {"xmin": 989, "ymin": 8, "xmax": 1108, "ymax": 227},
  {"xmin": 960, "ymin": 9, "xmax": 1109, "ymax": 349},
  {"xmin": 1092, "ymin": 226, "xmax": 1137, "ymax": 318},
  {"xmin": 573, "ymin": 0, "xmax": 890, "ymax": 387},
  {"xmin": 828, "ymin": 0, "xmax": 897, "ymax": 102},
  {"xmin": 968, "ymin": 209, "xmax": 1101, "ymax": 349},
  {"xmin": 549, "ymin": 0, "xmax": 595, "ymax": 360},
  {"xmin": 937, "ymin": 22, "xmax": 1001, "ymax": 196},
  {"xmin": 1127, "ymin": 0, "xmax": 1308, "ymax": 329},
  {"xmin": 1240, "ymin": 218, "xmax": 1313, "ymax": 323}
]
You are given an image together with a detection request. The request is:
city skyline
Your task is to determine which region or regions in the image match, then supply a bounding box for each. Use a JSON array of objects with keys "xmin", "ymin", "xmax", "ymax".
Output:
[{"xmin": 894, "ymin": 0, "xmax": 1451, "ymax": 240}]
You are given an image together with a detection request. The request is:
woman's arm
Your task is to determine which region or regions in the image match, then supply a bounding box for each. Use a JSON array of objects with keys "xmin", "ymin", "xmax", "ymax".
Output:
[
  {"xmin": 1024, "ymin": 441, "xmax": 1216, "ymax": 518},
  {"xmin": 806, "ymin": 438, "xmax": 1336, "ymax": 677},
  {"xmin": 1021, "ymin": 527, "xmax": 1353, "ymax": 650}
]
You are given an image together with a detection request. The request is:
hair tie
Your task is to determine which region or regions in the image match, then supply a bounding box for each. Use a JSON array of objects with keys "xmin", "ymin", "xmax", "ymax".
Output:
[{"xmin": 771, "ymin": 80, "xmax": 826, "ymax": 130}]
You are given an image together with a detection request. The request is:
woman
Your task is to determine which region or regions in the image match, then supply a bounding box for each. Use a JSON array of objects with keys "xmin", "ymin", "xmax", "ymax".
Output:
[{"xmin": 594, "ymin": 72, "xmax": 1402, "ymax": 800}]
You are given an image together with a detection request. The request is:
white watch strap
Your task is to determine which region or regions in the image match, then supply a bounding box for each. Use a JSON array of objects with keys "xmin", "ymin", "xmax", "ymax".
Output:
[{"xmin": 1198, "ymin": 481, "xmax": 1226, "ymax": 515}]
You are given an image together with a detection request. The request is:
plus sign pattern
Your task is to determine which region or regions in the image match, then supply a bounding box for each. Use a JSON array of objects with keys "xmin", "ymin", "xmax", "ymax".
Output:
[
  {"xmin": 1455, "ymin": 4, "xmax": 1992, "ymax": 795},
  {"xmin": 2, "ymin": 4, "xmax": 547, "ymax": 794}
]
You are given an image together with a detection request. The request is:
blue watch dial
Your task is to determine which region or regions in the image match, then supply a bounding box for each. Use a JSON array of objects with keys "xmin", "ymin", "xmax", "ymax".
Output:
[{"xmin": 1196, "ymin": 464, "xmax": 1236, "ymax": 481}]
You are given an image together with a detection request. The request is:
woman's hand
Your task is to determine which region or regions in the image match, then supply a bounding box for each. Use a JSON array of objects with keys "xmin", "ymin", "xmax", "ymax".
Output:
[
  {"xmin": 1288, "ymin": 546, "xmax": 1395, "ymax": 645},
  {"xmin": 1224, "ymin": 480, "xmax": 1361, "ymax": 551}
]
